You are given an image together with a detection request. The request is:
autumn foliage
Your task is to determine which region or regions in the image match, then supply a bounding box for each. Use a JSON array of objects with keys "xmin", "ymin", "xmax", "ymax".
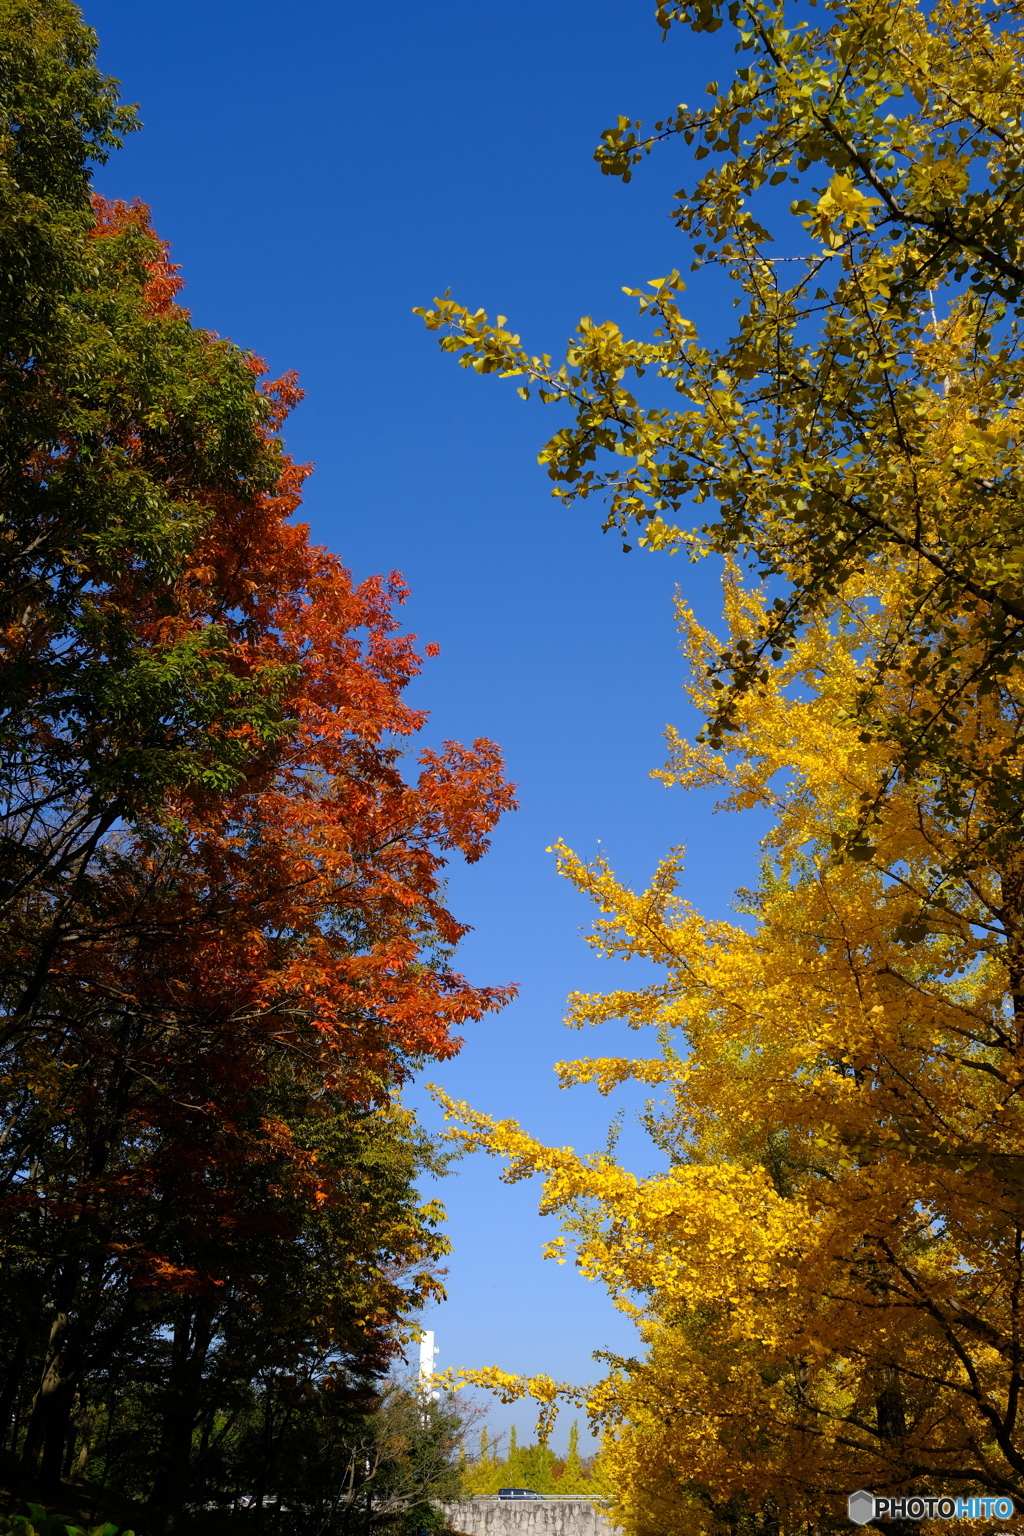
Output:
[
  {"xmin": 41, "ymin": 195, "xmax": 516, "ymax": 1078},
  {"xmin": 420, "ymin": 0, "xmax": 1024, "ymax": 1527},
  {"xmin": 0, "ymin": 5, "xmax": 514, "ymax": 1520},
  {"xmin": 441, "ymin": 563, "xmax": 1024, "ymax": 1530}
]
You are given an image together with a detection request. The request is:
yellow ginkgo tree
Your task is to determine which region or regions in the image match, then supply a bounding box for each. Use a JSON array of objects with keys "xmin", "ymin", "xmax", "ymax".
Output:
[
  {"xmin": 421, "ymin": 0, "xmax": 1024, "ymax": 1526},
  {"xmin": 437, "ymin": 551, "xmax": 1024, "ymax": 1531},
  {"xmin": 418, "ymin": 0, "xmax": 1024, "ymax": 876}
]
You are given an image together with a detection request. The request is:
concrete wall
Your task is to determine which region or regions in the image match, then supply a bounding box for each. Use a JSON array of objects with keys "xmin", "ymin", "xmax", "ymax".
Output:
[{"xmin": 442, "ymin": 1496, "xmax": 619, "ymax": 1536}]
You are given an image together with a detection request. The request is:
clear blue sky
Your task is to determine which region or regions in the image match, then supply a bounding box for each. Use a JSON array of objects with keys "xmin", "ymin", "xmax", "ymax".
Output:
[{"xmin": 85, "ymin": 0, "xmax": 759, "ymax": 1453}]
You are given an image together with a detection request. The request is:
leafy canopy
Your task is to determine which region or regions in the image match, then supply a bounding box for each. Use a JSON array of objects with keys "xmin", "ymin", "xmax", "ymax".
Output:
[
  {"xmin": 418, "ymin": 0, "xmax": 1024, "ymax": 868},
  {"xmin": 0, "ymin": 4, "xmax": 518, "ymax": 1518},
  {"xmin": 438, "ymin": 560, "xmax": 1024, "ymax": 1531},
  {"xmin": 419, "ymin": 0, "xmax": 1024, "ymax": 1526}
]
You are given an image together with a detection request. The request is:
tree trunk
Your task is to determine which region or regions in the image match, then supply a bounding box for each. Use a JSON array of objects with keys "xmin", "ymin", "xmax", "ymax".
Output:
[
  {"xmin": 74, "ymin": 1400, "xmax": 98, "ymax": 1478},
  {"xmin": 876, "ymin": 1361, "xmax": 907, "ymax": 1442},
  {"xmin": 20, "ymin": 1305, "xmax": 80, "ymax": 1487},
  {"xmin": 876, "ymin": 1362, "xmax": 913, "ymax": 1536},
  {"xmin": 254, "ymin": 1384, "xmax": 273, "ymax": 1535},
  {"xmin": 20, "ymin": 1260, "xmax": 81, "ymax": 1482},
  {"xmin": 0, "ymin": 1333, "xmax": 27, "ymax": 1449},
  {"xmin": 151, "ymin": 1300, "xmax": 216, "ymax": 1531}
]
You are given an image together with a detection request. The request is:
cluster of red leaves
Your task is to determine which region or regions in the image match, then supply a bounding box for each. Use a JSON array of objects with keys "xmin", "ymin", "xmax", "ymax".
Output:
[
  {"xmin": 10, "ymin": 199, "xmax": 516, "ymax": 1304},
  {"xmin": 83, "ymin": 196, "xmax": 517, "ymax": 1079},
  {"xmin": 89, "ymin": 194, "xmax": 187, "ymax": 312}
]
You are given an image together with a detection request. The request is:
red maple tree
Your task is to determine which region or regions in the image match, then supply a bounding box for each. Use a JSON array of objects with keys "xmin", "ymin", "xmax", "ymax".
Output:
[{"xmin": 4, "ymin": 199, "xmax": 516, "ymax": 1487}]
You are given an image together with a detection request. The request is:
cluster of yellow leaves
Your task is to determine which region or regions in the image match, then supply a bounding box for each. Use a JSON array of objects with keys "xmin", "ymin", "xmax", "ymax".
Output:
[
  {"xmin": 434, "ymin": 552, "xmax": 1024, "ymax": 1533},
  {"xmin": 418, "ymin": 0, "xmax": 1024, "ymax": 1526},
  {"xmin": 418, "ymin": 0, "xmax": 1024, "ymax": 809}
]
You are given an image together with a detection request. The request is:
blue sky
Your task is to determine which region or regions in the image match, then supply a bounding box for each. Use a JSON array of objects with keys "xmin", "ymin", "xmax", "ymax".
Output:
[{"xmin": 85, "ymin": 0, "xmax": 760, "ymax": 1453}]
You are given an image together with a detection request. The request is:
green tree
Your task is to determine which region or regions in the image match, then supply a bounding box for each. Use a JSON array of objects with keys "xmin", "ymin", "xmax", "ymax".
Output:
[
  {"xmin": 0, "ymin": 0, "xmax": 315, "ymax": 1087},
  {"xmin": 460, "ymin": 1421, "xmax": 609, "ymax": 1499},
  {"xmin": 551, "ymin": 1423, "xmax": 607, "ymax": 1496},
  {"xmin": 248, "ymin": 1381, "xmax": 470, "ymax": 1536},
  {"xmin": 459, "ymin": 1429, "xmax": 499, "ymax": 1497},
  {"xmin": 1, "ymin": 0, "xmax": 307, "ymax": 945},
  {"xmin": 505, "ymin": 1428, "xmax": 557, "ymax": 1495}
]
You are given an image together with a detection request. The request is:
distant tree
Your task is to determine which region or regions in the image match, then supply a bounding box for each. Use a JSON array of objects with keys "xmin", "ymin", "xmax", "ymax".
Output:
[
  {"xmin": 459, "ymin": 1430, "xmax": 503, "ymax": 1497},
  {"xmin": 551, "ymin": 1423, "xmax": 607, "ymax": 1496},
  {"xmin": 189, "ymin": 1379, "xmax": 474, "ymax": 1536},
  {"xmin": 459, "ymin": 1423, "xmax": 609, "ymax": 1498}
]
